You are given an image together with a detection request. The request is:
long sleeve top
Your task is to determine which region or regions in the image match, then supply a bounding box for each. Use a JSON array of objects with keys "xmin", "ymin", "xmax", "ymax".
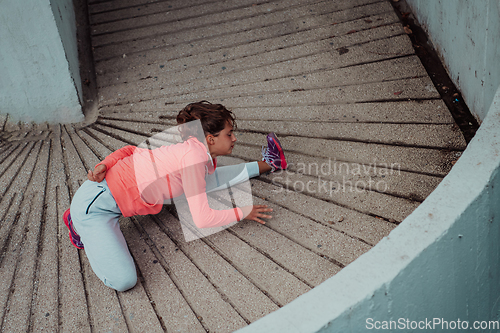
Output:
[{"xmin": 97, "ymin": 137, "xmax": 242, "ymax": 228}]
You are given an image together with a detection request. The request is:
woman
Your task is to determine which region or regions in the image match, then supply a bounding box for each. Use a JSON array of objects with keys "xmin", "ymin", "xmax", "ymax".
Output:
[{"xmin": 63, "ymin": 101, "xmax": 287, "ymax": 291}]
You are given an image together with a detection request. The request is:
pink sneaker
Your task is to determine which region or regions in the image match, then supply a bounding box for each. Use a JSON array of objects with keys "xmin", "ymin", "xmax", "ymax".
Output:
[
  {"xmin": 262, "ymin": 132, "xmax": 287, "ymax": 172},
  {"xmin": 63, "ymin": 209, "xmax": 84, "ymax": 249}
]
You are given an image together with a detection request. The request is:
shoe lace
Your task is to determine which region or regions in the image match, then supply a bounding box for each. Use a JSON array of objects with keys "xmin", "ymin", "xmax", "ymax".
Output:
[{"xmin": 261, "ymin": 146, "xmax": 277, "ymax": 172}]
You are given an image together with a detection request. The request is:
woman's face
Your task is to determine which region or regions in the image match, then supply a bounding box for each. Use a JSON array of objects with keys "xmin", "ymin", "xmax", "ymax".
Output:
[{"xmin": 207, "ymin": 121, "xmax": 237, "ymax": 157}]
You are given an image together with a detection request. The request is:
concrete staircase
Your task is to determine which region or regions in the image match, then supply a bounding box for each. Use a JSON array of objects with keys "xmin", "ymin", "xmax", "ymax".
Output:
[{"xmin": 0, "ymin": 0, "xmax": 465, "ymax": 331}]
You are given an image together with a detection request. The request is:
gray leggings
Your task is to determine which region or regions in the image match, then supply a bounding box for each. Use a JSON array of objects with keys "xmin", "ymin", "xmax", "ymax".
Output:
[{"xmin": 70, "ymin": 162, "xmax": 259, "ymax": 291}]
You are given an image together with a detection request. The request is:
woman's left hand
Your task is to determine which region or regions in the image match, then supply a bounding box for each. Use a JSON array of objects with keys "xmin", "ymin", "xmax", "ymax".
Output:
[
  {"xmin": 87, "ymin": 164, "xmax": 107, "ymax": 182},
  {"xmin": 242, "ymin": 205, "xmax": 273, "ymax": 224}
]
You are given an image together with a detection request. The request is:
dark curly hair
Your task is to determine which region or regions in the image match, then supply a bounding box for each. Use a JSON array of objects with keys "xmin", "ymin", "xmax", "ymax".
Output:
[{"xmin": 176, "ymin": 101, "xmax": 237, "ymax": 141}]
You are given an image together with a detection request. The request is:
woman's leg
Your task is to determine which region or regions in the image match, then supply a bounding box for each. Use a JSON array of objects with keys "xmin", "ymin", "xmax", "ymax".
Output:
[{"xmin": 70, "ymin": 180, "xmax": 137, "ymax": 292}]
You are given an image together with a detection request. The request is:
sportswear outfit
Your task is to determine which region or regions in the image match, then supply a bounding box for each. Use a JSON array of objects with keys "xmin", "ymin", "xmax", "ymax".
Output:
[{"xmin": 69, "ymin": 137, "xmax": 259, "ymax": 291}]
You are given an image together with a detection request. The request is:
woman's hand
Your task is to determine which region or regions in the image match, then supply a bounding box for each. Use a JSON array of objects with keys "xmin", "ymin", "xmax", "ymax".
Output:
[
  {"xmin": 242, "ymin": 205, "xmax": 273, "ymax": 224},
  {"xmin": 87, "ymin": 164, "xmax": 107, "ymax": 182}
]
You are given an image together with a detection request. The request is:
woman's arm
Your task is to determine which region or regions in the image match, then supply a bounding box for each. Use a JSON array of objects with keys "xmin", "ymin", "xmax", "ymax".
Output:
[
  {"xmin": 97, "ymin": 145, "xmax": 137, "ymax": 170},
  {"xmin": 180, "ymin": 157, "xmax": 272, "ymax": 228},
  {"xmin": 181, "ymin": 159, "xmax": 241, "ymax": 228},
  {"xmin": 88, "ymin": 145, "xmax": 141, "ymax": 182},
  {"xmin": 88, "ymin": 164, "xmax": 107, "ymax": 182}
]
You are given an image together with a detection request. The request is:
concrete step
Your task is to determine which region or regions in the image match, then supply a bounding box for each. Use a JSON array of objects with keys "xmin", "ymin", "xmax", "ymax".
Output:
[
  {"xmin": 94, "ymin": 114, "xmax": 465, "ymax": 150},
  {"xmin": 99, "ymin": 100, "xmax": 456, "ymax": 124},
  {"xmin": 97, "ymin": 35, "xmax": 416, "ymax": 105},
  {"xmin": 94, "ymin": 5, "xmax": 398, "ymax": 78},
  {"xmin": 91, "ymin": 0, "xmax": 384, "ymax": 59},
  {"xmin": 92, "ymin": 117, "xmax": 450, "ymax": 200},
  {"xmin": 89, "ymin": 0, "xmax": 216, "ymax": 15},
  {"xmin": 91, "ymin": 0, "xmax": 273, "ymax": 33}
]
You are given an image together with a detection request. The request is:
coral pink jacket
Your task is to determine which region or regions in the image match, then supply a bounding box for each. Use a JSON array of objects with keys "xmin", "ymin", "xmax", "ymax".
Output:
[{"xmin": 97, "ymin": 137, "xmax": 242, "ymax": 228}]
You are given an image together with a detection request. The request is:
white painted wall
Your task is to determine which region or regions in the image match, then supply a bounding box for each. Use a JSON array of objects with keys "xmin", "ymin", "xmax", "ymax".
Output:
[
  {"xmin": 0, "ymin": 0, "xmax": 84, "ymax": 124},
  {"xmin": 406, "ymin": 0, "xmax": 500, "ymax": 121}
]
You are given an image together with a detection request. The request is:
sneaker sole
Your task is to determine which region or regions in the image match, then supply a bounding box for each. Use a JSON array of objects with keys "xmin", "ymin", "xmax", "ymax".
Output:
[{"xmin": 269, "ymin": 133, "xmax": 287, "ymax": 170}]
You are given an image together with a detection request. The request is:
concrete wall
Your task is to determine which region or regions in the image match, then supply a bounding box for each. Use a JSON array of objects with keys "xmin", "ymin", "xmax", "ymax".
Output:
[
  {"xmin": 406, "ymin": 0, "xmax": 500, "ymax": 122},
  {"xmin": 0, "ymin": 0, "xmax": 84, "ymax": 124},
  {"xmin": 50, "ymin": 0, "xmax": 83, "ymax": 104},
  {"xmin": 238, "ymin": 86, "xmax": 500, "ymax": 332}
]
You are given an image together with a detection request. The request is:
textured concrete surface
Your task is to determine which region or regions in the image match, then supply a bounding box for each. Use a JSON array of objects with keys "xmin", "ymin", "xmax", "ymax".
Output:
[
  {"xmin": 0, "ymin": 0, "xmax": 466, "ymax": 331},
  {"xmin": 0, "ymin": 0, "xmax": 84, "ymax": 124},
  {"xmin": 407, "ymin": 0, "xmax": 500, "ymax": 121},
  {"xmin": 235, "ymin": 87, "xmax": 500, "ymax": 333}
]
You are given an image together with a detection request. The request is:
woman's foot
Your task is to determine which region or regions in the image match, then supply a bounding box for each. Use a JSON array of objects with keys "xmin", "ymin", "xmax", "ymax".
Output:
[
  {"xmin": 262, "ymin": 133, "xmax": 287, "ymax": 172},
  {"xmin": 63, "ymin": 209, "xmax": 84, "ymax": 249}
]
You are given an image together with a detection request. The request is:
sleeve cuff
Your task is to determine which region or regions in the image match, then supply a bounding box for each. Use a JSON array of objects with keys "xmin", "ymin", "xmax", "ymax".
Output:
[{"xmin": 234, "ymin": 207, "xmax": 243, "ymax": 222}]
